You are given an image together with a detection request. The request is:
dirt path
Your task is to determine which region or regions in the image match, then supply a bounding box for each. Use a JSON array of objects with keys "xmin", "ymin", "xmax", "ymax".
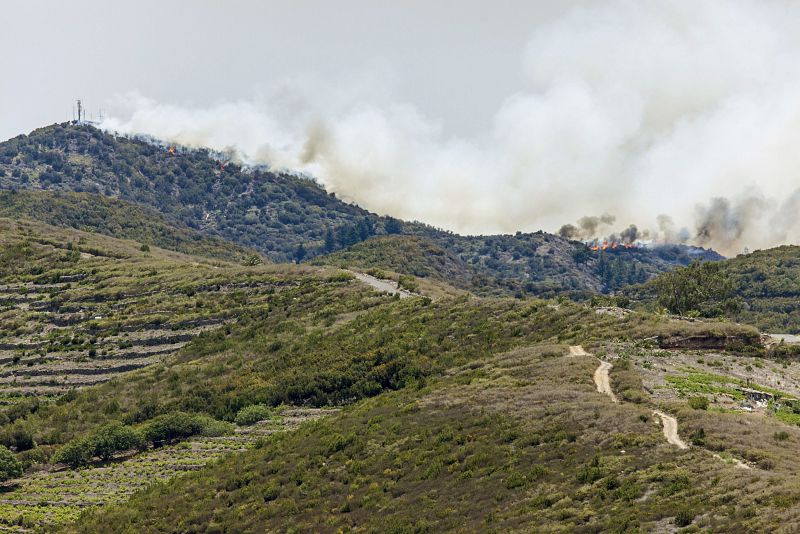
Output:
[
  {"xmin": 652, "ymin": 410, "xmax": 688, "ymax": 449},
  {"xmin": 593, "ymin": 360, "xmax": 618, "ymax": 403},
  {"xmin": 349, "ymin": 271, "xmax": 414, "ymax": 299},
  {"xmin": 569, "ymin": 345, "xmax": 589, "ymax": 356}
]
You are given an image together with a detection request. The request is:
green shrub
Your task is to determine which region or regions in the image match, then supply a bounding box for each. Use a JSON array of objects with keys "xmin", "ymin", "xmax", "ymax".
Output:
[
  {"xmin": 774, "ymin": 431, "xmax": 790, "ymax": 441},
  {"xmin": 54, "ymin": 413, "xmax": 232, "ymax": 468},
  {"xmin": 9, "ymin": 425, "xmax": 35, "ymax": 452},
  {"xmin": 621, "ymin": 389, "xmax": 646, "ymax": 403},
  {"xmin": 0, "ymin": 446, "xmax": 22, "ymax": 481},
  {"xmin": 262, "ymin": 482, "xmax": 280, "ymax": 502},
  {"xmin": 397, "ymin": 275, "xmax": 419, "ymax": 293},
  {"xmin": 688, "ymin": 396, "xmax": 709, "ymax": 410},
  {"xmin": 91, "ymin": 422, "xmax": 144, "ymax": 460},
  {"xmin": 199, "ymin": 417, "xmax": 234, "ymax": 437},
  {"xmin": 52, "ymin": 437, "xmax": 94, "ymax": 468},
  {"xmin": 674, "ymin": 508, "xmax": 695, "ymax": 527},
  {"xmin": 690, "ymin": 427, "xmax": 706, "ymax": 446},
  {"xmin": 234, "ymin": 404, "xmax": 273, "ymax": 426},
  {"xmin": 576, "ymin": 456, "xmax": 604, "ymax": 484},
  {"xmin": 17, "ymin": 446, "xmax": 49, "ymax": 470},
  {"xmin": 243, "ymin": 254, "xmax": 263, "ymax": 266},
  {"xmin": 143, "ymin": 412, "xmax": 231, "ymax": 445},
  {"xmin": 54, "ymin": 422, "xmax": 144, "ymax": 467}
]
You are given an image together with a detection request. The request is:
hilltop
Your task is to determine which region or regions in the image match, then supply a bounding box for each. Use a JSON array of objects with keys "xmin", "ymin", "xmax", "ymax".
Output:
[{"xmin": 0, "ymin": 123, "xmax": 720, "ymax": 297}]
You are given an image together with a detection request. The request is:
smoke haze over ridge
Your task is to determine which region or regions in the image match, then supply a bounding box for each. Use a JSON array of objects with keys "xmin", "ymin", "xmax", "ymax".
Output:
[{"xmin": 99, "ymin": 0, "xmax": 800, "ymax": 256}]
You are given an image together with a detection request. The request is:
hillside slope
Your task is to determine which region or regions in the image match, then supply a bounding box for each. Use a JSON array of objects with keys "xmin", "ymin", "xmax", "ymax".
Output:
[
  {"xmin": 0, "ymin": 123, "xmax": 377, "ymax": 262},
  {"xmin": 0, "ymin": 189, "xmax": 256, "ymax": 263},
  {"xmin": 70, "ymin": 343, "xmax": 800, "ymax": 533},
  {"xmin": 1, "ymin": 123, "xmax": 720, "ymax": 297}
]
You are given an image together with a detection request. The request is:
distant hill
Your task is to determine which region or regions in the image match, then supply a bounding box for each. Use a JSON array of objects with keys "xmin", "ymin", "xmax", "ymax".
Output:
[
  {"xmin": 412, "ymin": 231, "xmax": 723, "ymax": 298},
  {"xmin": 626, "ymin": 245, "xmax": 800, "ymax": 333},
  {"xmin": 316, "ymin": 232, "xmax": 723, "ymax": 298},
  {"xmin": 0, "ymin": 123, "xmax": 380, "ymax": 263},
  {"xmin": 0, "ymin": 189, "xmax": 256, "ymax": 263},
  {"xmin": 0, "ymin": 122, "xmax": 720, "ymax": 297}
]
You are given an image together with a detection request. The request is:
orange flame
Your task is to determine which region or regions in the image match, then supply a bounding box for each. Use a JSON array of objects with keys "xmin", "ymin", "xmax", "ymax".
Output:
[{"xmin": 588, "ymin": 240, "xmax": 641, "ymax": 251}]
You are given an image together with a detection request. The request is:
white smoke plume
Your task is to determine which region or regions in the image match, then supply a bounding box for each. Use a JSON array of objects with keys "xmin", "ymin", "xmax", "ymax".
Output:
[{"xmin": 101, "ymin": 0, "xmax": 800, "ymax": 256}]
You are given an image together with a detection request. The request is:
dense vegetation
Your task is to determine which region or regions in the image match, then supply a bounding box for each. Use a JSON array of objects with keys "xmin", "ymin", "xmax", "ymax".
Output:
[
  {"xmin": 0, "ymin": 123, "xmax": 385, "ymax": 263},
  {"xmin": 1, "ymin": 123, "xmax": 721, "ymax": 297},
  {"xmin": 311, "ymin": 235, "xmax": 484, "ymax": 291},
  {"xmin": 628, "ymin": 245, "xmax": 800, "ymax": 332}
]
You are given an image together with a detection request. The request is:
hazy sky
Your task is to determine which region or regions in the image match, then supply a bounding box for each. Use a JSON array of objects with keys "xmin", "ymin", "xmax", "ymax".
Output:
[
  {"xmin": 0, "ymin": 0, "xmax": 584, "ymax": 140},
  {"xmin": 4, "ymin": 0, "xmax": 800, "ymax": 254}
]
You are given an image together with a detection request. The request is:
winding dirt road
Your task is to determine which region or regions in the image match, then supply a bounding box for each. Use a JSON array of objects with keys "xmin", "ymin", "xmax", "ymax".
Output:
[
  {"xmin": 569, "ymin": 345, "xmax": 589, "ymax": 356},
  {"xmin": 593, "ymin": 360, "xmax": 618, "ymax": 403},
  {"xmin": 652, "ymin": 410, "xmax": 688, "ymax": 450},
  {"xmin": 582, "ymin": 347, "xmax": 751, "ymax": 466},
  {"xmin": 583, "ymin": 347, "xmax": 686, "ymax": 450},
  {"xmin": 350, "ymin": 271, "xmax": 414, "ymax": 299}
]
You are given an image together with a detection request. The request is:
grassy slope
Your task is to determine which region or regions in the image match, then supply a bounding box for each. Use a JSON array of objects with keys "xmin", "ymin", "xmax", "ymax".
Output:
[
  {"xmin": 0, "ymin": 190, "xmax": 256, "ymax": 263},
  {"xmin": 627, "ymin": 245, "xmax": 800, "ymax": 333},
  {"xmin": 0, "ymin": 216, "xmax": 357, "ymax": 442}
]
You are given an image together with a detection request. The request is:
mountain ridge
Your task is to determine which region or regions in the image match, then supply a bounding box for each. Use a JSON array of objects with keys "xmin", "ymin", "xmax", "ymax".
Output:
[{"xmin": 0, "ymin": 122, "xmax": 721, "ymax": 297}]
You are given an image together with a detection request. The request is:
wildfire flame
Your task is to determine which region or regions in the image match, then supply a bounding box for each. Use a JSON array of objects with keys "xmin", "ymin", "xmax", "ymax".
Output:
[
  {"xmin": 589, "ymin": 240, "xmax": 640, "ymax": 251},
  {"xmin": 166, "ymin": 146, "xmax": 176, "ymax": 155}
]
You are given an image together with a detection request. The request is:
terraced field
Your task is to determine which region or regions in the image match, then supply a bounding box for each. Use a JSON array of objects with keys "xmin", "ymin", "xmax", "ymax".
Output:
[
  {"xmin": 0, "ymin": 216, "xmax": 386, "ymax": 531},
  {"xmin": 0, "ymin": 408, "xmax": 337, "ymax": 532},
  {"xmin": 0, "ymin": 217, "xmax": 338, "ymax": 405}
]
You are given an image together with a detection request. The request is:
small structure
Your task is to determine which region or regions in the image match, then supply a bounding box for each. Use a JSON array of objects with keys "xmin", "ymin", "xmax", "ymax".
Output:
[{"xmin": 739, "ymin": 387, "xmax": 774, "ymax": 404}]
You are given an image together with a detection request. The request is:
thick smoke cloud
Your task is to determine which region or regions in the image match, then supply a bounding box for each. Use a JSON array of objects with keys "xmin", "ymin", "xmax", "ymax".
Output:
[
  {"xmin": 102, "ymin": 0, "xmax": 800, "ymax": 256},
  {"xmin": 695, "ymin": 192, "xmax": 800, "ymax": 254},
  {"xmin": 558, "ymin": 214, "xmax": 616, "ymax": 240}
]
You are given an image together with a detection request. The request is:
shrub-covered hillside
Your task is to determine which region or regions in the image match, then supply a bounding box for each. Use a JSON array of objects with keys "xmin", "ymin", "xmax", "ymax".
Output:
[
  {"xmin": 5, "ymin": 213, "xmax": 800, "ymax": 532},
  {"xmin": 311, "ymin": 236, "xmax": 485, "ymax": 291},
  {"xmin": 69, "ymin": 343, "xmax": 800, "ymax": 533}
]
